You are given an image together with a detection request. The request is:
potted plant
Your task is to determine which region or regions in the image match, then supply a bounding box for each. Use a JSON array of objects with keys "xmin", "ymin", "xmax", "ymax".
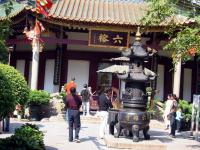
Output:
[{"xmin": 28, "ymin": 90, "xmax": 50, "ymax": 121}]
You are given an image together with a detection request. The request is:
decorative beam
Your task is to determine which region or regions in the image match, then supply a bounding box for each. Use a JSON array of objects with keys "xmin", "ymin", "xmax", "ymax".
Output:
[{"xmin": 7, "ymin": 37, "xmax": 88, "ymax": 45}]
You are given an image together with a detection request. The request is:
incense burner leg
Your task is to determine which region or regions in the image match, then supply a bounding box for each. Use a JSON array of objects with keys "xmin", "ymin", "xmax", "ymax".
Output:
[
  {"xmin": 114, "ymin": 122, "xmax": 122, "ymax": 138},
  {"xmin": 143, "ymin": 125, "xmax": 150, "ymax": 140},
  {"xmin": 132, "ymin": 125, "xmax": 139, "ymax": 142},
  {"xmin": 109, "ymin": 122, "xmax": 115, "ymax": 135}
]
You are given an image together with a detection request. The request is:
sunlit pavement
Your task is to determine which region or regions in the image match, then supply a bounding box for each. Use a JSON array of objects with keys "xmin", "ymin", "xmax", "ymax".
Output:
[{"xmin": 0, "ymin": 118, "xmax": 199, "ymax": 150}]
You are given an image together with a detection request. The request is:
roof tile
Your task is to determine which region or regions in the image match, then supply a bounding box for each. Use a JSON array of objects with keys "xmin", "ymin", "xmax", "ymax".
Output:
[
  {"xmin": 49, "ymin": 0, "xmax": 148, "ymax": 25},
  {"xmin": 113, "ymin": 2, "xmax": 120, "ymax": 23},
  {"xmin": 97, "ymin": 0, "xmax": 103, "ymax": 22},
  {"xmin": 87, "ymin": 0, "xmax": 94, "ymax": 21},
  {"xmin": 75, "ymin": 0, "xmax": 85, "ymax": 20},
  {"xmin": 71, "ymin": 0, "xmax": 81, "ymax": 19},
  {"xmin": 92, "ymin": 0, "xmax": 99, "ymax": 21},
  {"xmin": 0, "ymin": 0, "xmax": 195, "ymax": 26},
  {"xmin": 81, "ymin": 0, "xmax": 90, "ymax": 21}
]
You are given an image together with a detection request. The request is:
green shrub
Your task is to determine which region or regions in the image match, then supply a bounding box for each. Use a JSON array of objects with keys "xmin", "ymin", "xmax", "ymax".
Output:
[
  {"xmin": 147, "ymin": 99, "xmax": 164, "ymax": 121},
  {"xmin": 0, "ymin": 123, "xmax": 45, "ymax": 150},
  {"xmin": 0, "ymin": 64, "xmax": 29, "ymax": 119},
  {"xmin": 178, "ymin": 99, "xmax": 192, "ymax": 122},
  {"xmin": 0, "ymin": 64, "xmax": 30, "ymax": 105},
  {"xmin": 0, "ymin": 68, "xmax": 15, "ymax": 119},
  {"xmin": 28, "ymin": 90, "xmax": 50, "ymax": 106}
]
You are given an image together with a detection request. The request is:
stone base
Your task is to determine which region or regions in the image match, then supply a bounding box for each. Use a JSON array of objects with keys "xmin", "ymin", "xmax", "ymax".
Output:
[{"xmin": 104, "ymin": 134, "xmax": 167, "ymax": 150}]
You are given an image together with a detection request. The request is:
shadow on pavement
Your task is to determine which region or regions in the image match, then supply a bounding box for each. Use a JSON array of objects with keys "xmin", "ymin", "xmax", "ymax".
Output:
[
  {"xmin": 186, "ymin": 144, "xmax": 200, "ymax": 149},
  {"xmin": 80, "ymin": 136, "xmax": 106, "ymax": 150},
  {"xmin": 149, "ymin": 130, "xmax": 173, "ymax": 143},
  {"xmin": 150, "ymin": 129, "xmax": 200, "ymax": 142},
  {"xmin": 45, "ymin": 146, "xmax": 58, "ymax": 150}
]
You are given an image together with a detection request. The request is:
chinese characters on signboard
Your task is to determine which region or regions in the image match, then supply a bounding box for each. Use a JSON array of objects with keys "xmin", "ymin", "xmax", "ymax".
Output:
[{"xmin": 89, "ymin": 30, "xmax": 129, "ymax": 48}]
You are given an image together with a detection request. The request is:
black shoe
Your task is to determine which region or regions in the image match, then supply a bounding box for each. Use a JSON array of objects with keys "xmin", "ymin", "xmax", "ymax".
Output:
[
  {"xmin": 170, "ymin": 135, "xmax": 175, "ymax": 138},
  {"xmin": 69, "ymin": 140, "xmax": 73, "ymax": 142}
]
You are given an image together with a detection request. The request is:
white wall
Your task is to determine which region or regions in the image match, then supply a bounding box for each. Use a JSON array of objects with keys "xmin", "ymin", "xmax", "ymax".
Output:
[
  {"xmin": 44, "ymin": 59, "xmax": 55, "ymax": 93},
  {"xmin": 155, "ymin": 64, "xmax": 164, "ymax": 101},
  {"xmin": 67, "ymin": 60, "xmax": 90, "ymax": 93},
  {"xmin": 16, "ymin": 60, "xmax": 25, "ymax": 75},
  {"xmin": 183, "ymin": 68, "xmax": 192, "ymax": 102}
]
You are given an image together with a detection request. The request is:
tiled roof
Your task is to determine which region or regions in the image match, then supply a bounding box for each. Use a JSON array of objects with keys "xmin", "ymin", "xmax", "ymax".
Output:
[
  {"xmin": 48, "ymin": 0, "xmax": 148, "ymax": 25},
  {"xmin": 0, "ymin": 1, "xmax": 26, "ymax": 20},
  {"xmin": 48, "ymin": 0, "xmax": 195, "ymax": 26},
  {"xmin": 0, "ymin": 0, "xmax": 195, "ymax": 27}
]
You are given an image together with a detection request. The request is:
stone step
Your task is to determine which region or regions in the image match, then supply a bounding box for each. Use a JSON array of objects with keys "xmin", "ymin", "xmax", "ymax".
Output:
[{"xmin": 104, "ymin": 134, "xmax": 166, "ymax": 150}]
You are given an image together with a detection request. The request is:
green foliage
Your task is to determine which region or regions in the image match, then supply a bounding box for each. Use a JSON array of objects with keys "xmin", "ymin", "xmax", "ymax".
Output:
[
  {"xmin": 0, "ymin": 123, "xmax": 45, "ymax": 150},
  {"xmin": 0, "ymin": 0, "xmax": 13, "ymax": 64},
  {"xmin": 60, "ymin": 90, "xmax": 66, "ymax": 98},
  {"xmin": 0, "ymin": 65, "xmax": 15, "ymax": 119},
  {"xmin": 147, "ymin": 99, "xmax": 164, "ymax": 120},
  {"xmin": 141, "ymin": 0, "xmax": 178, "ymax": 26},
  {"xmin": 0, "ymin": 64, "xmax": 30, "ymax": 105},
  {"xmin": 142, "ymin": 0, "xmax": 200, "ymax": 65},
  {"xmin": 28, "ymin": 90, "xmax": 50, "ymax": 106},
  {"xmin": 178, "ymin": 99, "xmax": 192, "ymax": 122},
  {"xmin": 0, "ymin": 64, "xmax": 29, "ymax": 119},
  {"xmin": 164, "ymin": 26, "xmax": 200, "ymax": 65}
]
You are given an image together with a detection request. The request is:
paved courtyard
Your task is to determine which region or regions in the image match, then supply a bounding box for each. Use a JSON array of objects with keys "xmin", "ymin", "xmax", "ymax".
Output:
[{"xmin": 0, "ymin": 117, "xmax": 199, "ymax": 150}]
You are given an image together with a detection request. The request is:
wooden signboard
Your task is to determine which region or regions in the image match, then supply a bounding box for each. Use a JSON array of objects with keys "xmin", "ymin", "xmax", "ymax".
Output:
[{"xmin": 89, "ymin": 29, "xmax": 130, "ymax": 48}]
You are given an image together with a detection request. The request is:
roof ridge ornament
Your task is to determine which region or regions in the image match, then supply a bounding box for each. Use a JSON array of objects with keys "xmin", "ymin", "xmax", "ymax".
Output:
[{"xmin": 135, "ymin": 26, "xmax": 141, "ymax": 42}]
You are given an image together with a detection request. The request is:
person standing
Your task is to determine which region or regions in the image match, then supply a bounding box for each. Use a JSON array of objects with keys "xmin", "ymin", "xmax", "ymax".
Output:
[
  {"xmin": 176, "ymin": 108, "xmax": 183, "ymax": 132},
  {"xmin": 164, "ymin": 94, "xmax": 174, "ymax": 131},
  {"xmin": 81, "ymin": 84, "xmax": 91, "ymax": 116},
  {"xmin": 65, "ymin": 78, "xmax": 77, "ymax": 122},
  {"xmin": 98, "ymin": 87, "xmax": 113, "ymax": 139},
  {"xmin": 65, "ymin": 87, "xmax": 82, "ymax": 143},
  {"xmin": 65, "ymin": 77, "xmax": 77, "ymax": 95},
  {"xmin": 168, "ymin": 94, "xmax": 178, "ymax": 138}
]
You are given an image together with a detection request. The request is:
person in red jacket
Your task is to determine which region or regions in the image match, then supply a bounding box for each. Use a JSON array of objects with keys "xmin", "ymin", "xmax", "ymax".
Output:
[
  {"xmin": 65, "ymin": 87, "xmax": 82, "ymax": 143},
  {"xmin": 65, "ymin": 78, "xmax": 77, "ymax": 95}
]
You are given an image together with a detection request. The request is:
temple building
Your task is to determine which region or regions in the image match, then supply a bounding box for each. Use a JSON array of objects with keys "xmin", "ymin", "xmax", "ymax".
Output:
[{"xmin": 0, "ymin": 0, "xmax": 198, "ymax": 102}]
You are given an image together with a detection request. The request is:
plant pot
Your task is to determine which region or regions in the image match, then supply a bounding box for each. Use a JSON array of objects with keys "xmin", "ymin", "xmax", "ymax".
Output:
[{"xmin": 29, "ymin": 105, "xmax": 42, "ymax": 121}]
